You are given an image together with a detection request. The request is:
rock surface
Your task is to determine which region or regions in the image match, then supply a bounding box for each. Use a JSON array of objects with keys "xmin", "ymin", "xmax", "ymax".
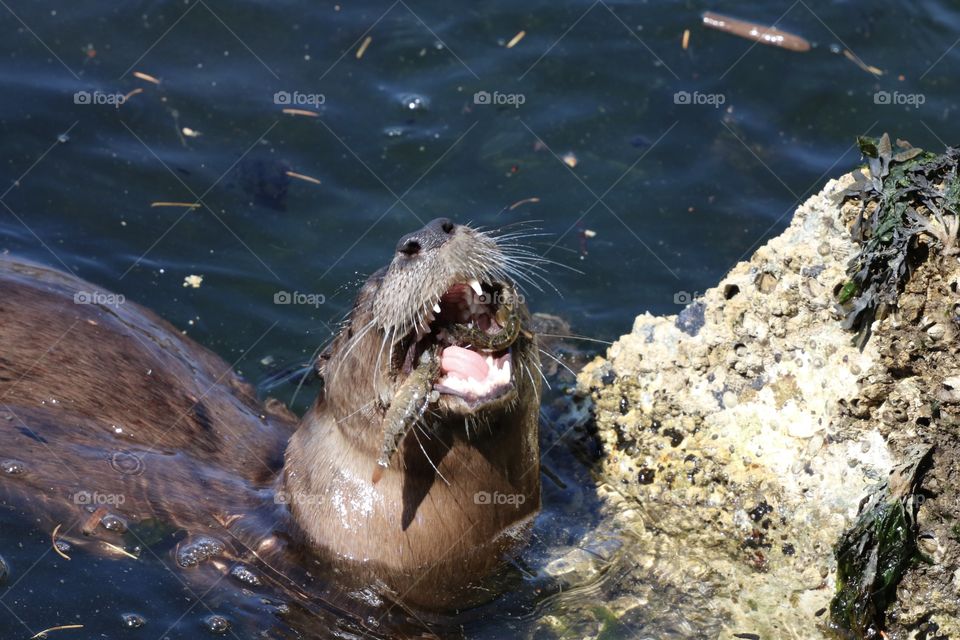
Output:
[{"xmin": 575, "ymin": 172, "xmax": 960, "ymax": 638}]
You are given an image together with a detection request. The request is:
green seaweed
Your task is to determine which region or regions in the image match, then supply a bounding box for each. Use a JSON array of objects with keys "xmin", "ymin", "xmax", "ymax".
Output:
[
  {"xmin": 829, "ymin": 445, "xmax": 933, "ymax": 639},
  {"xmin": 592, "ymin": 606, "xmax": 629, "ymax": 640},
  {"xmin": 839, "ymin": 134, "xmax": 960, "ymax": 348}
]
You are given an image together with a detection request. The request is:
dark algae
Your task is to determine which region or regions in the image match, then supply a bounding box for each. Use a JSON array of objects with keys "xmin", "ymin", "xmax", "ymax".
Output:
[
  {"xmin": 840, "ymin": 134, "xmax": 960, "ymax": 348},
  {"xmin": 829, "ymin": 445, "xmax": 933, "ymax": 639}
]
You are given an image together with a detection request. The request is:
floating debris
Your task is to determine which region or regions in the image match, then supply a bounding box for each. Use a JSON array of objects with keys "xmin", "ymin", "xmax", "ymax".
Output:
[
  {"xmin": 506, "ymin": 30, "xmax": 526, "ymax": 49},
  {"xmin": 356, "ymin": 35, "xmax": 372, "ymax": 59},
  {"xmin": 562, "ymin": 152, "xmax": 578, "ymax": 168},
  {"xmin": 81, "ymin": 506, "xmax": 108, "ymax": 535},
  {"xmin": 281, "ymin": 108, "xmax": 318, "ymax": 117},
  {"xmin": 51, "ymin": 524, "xmax": 71, "ymax": 560},
  {"xmin": 842, "ymin": 48, "xmax": 884, "ymax": 76},
  {"xmin": 183, "ymin": 275, "xmax": 203, "ymax": 289},
  {"xmin": 681, "ymin": 28, "xmax": 690, "ymax": 50},
  {"xmin": 508, "ymin": 196, "xmax": 540, "ymax": 211},
  {"xmin": 132, "ymin": 70, "xmax": 161, "ymax": 85},
  {"xmin": 151, "ymin": 201, "xmax": 200, "ymax": 209},
  {"xmin": 181, "ymin": 127, "xmax": 202, "ymax": 138},
  {"xmin": 701, "ymin": 11, "xmax": 811, "ymax": 52},
  {"xmin": 285, "ymin": 170, "xmax": 321, "ymax": 185},
  {"xmin": 30, "ymin": 624, "xmax": 84, "ymax": 639},
  {"xmin": 120, "ymin": 87, "xmax": 143, "ymax": 105},
  {"xmin": 101, "ymin": 541, "xmax": 139, "ymax": 560},
  {"xmin": 583, "ymin": 229, "xmax": 597, "ymax": 238}
]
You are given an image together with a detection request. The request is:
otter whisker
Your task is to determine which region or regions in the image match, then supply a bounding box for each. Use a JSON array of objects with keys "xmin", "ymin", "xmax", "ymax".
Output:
[
  {"xmin": 290, "ymin": 342, "xmax": 327, "ymax": 407},
  {"xmin": 538, "ymin": 348, "xmax": 576, "ymax": 379},
  {"xmin": 410, "ymin": 424, "xmax": 450, "ymax": 486},
  {"xmin": 335, "ymin": 400, "xmax": 376, "ymax": 425},
  {"xmin": 522, "ymin": 359, "xmax": 547, "ymax": 392},
  {"xmin": 537, "ymin": 332, "xmax": 612, "ymax": 345}
]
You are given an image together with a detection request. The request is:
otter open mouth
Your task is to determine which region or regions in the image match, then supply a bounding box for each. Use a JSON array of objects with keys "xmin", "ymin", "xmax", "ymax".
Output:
[{"xmin": 392, "ymin": 279, "xmax": 519, "ymax": 412}]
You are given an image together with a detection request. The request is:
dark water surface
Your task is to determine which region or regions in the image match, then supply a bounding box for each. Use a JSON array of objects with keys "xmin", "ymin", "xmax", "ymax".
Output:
[{"xmin": 2, "ymin": 0, "xmax": 959, "ymax": 637}]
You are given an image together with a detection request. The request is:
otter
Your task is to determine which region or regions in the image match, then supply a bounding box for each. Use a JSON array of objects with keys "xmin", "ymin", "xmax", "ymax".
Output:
[{"xmin": 0, "ymin": 218, "xmax": 542, "ymax": 618}]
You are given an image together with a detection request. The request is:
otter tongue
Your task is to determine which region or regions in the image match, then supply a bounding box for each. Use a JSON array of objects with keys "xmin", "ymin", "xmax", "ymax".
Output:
[{"xmin": 440, "ymin": 345, "xmax": 489, "ymax": 381}]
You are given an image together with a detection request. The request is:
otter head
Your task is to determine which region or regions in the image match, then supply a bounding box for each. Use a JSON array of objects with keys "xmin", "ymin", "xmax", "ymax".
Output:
[{"xmin": 324, "ymin": 217, "xmax": 540, "ymax": 434}]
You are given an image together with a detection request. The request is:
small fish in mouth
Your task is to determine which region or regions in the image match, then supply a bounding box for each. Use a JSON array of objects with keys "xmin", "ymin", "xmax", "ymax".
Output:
[{"xmin": 373, "ymin": 280, "xmax": 524, "ymax": 482}]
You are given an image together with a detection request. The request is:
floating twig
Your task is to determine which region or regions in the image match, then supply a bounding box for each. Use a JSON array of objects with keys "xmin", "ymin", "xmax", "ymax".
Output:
[
  {"xmin": 132, "ymin": 71, "xmax": 161, "ymax": 85},
  {"xmin": 281, "ymin": 108, "xmax": 318, "ymax": 118},
  {"xmin": 682, "ymin": 28, "xmax": 690, "ymax": 50},
  {"xmin": 285, "ymin": 171, "xmax": 321, "ymax": 185},
  {"xmin": 508, "ymin": 197, "xmax": 541, "ymax": 211},
  {"xmin": 30, "ymin": 624, "xmax": 84, "ymax": 639},
  {"xmin": 120, "ymin": 87, "xmax": 143, "ymax": 105},
  {"xmin": 51, "ymin": 524, "xmax": 71, "ymax": 561},
  {"xmin": 151, "ymin": 202, "xmax": 200, "ymax": 208},
  {"xmin": 702, "ymin": 11, "xmax": 811, "ymax": 52},
  {"xmin": 506, "ymin": 30, "xmax": 526, "ymax": 49},
  {"xmin": 842, "ymin": 49, "xmax": 883, "ymax": 76},
  {"xmin": 81, "ymin": 506, "xmax": 108, "ymax": 536},
  {"xmin": 101, "ymin": 541, "xmax": 139, "ymax": 560},
  {"xmin": 356, "ymin": 36, "xmax": 373, "ymax": 59}
]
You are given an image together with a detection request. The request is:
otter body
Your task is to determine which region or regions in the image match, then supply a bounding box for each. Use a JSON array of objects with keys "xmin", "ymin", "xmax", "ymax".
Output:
[{"xmin": 0, "ymin": 218, "xmax": 541, "ymax": 613}]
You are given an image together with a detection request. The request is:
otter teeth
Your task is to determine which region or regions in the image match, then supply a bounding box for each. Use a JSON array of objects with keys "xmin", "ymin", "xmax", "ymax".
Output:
[
  {"xmin": 468, "ymin": 279, "xmax": 483, "ymax": 297},
  {"xmin": 433, "ymin": 302, "xmax": 441, "ymax": 314}
]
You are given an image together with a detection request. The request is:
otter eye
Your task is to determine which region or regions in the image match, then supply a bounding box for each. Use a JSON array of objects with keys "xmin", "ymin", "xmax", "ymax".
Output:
[
  {"xmin": 399, "ymin": 239, "xmax": 421, "ymax": 256},
  {"xmin": 441, "ymin": 220, "xmax": 454, "ymax": 234}
]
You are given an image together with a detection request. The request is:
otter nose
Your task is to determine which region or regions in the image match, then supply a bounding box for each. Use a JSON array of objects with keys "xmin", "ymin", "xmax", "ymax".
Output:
[{"xmin": 396, "ymin": 218, "xmax": 456, "ymax": 256}]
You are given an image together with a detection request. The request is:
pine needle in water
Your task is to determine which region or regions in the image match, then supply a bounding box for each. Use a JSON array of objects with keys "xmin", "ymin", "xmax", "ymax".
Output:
[
  {"xmin": 843, "ymin": 49, "xmax": 883, "ymax": 76},
  {"xmin": 285, "ymin": 170, "xmax": 321, "ymax": 185},
  {"xmin": 151, "ymin": 202, "xmax": 200, "ymax": 208},
  {"xmin": 506, "ymin": 30, "xmax": 526, "ymax": 48},
  {"xmin": 31, "ymin": 624, "xmax": 84, "ymax": 639},
  {"xmin": 101, "ymin": 541, "xmax": 140, "ymax": 560},
  {"xmin": 508, "ymin": 197, "xmax": 540, "ymax": 211},
  {"xmin": 281, "ymin": 108, "xmax": 319, "ymax": 118},
  {"xmin": 356, "ymin": 36, "xmax": 373, "ymax": 59},
  {"xmin": 51, "ymin": 524, "xmax": 70, "ymax": 561},
  {"xmin": 120, "ymin": 88, "xmax": 143, "ymax": 105},
  {"xmin": 132, "ymin": 71, "xmax": 161, "ymax": 85}
]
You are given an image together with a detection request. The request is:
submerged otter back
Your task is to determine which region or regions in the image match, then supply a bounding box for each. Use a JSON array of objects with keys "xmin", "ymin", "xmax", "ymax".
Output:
[{"xmin": 0, "ymin": 258, "xmax": 293, "ymax": 527}]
